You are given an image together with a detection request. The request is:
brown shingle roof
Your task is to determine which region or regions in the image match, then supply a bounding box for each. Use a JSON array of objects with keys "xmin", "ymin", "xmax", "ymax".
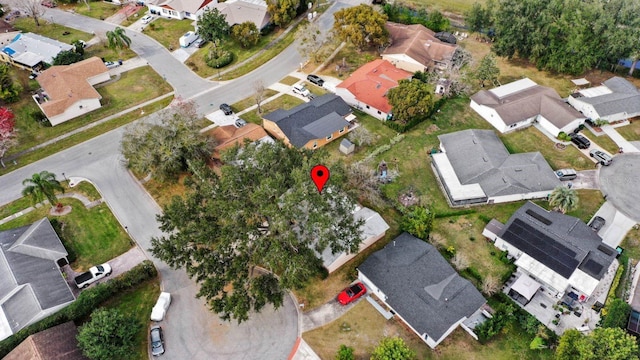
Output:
[
  {"xmin": 37, "ymin": 57, "xmax": 108, "ymax": 118},
  {"xmin": 209, "ymin": 123, "xmax": 269, "ymax": 159},
  {"xmin": 383, "ymin": 22, "xmax": 457, "ymax": 68},
  {"xmin": 337, "ymin": 59, "xmax": 412, "ymax": 113},
  {"xmin": 4, "ymin": 321, "xmax": 88, "ymax": 360}
]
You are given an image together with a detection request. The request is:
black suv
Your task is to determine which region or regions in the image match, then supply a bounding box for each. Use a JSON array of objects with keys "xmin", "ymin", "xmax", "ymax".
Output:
[
  {"xmin": 219, "ymin": 103, "xmax": 233, "ymax": 115},
  {"xmin": 570, "ymin": 133, "xmax": 590, "ymax": 149},
  {"xmin": 589, "ymin": 216, "xmax": 605, "ymax": 232},
  {"xmin": 307, "ymin": 74, "xmax": 324, "ymax": 87}
]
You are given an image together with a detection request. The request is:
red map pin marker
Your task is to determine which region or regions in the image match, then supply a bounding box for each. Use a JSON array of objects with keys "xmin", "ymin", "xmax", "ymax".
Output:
[{"xmin": 311, "ymin": 165, "xmax": 330, "ymax": 194}]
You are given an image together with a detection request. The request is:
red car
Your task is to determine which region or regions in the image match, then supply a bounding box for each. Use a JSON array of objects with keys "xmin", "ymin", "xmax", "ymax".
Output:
[
  {"xmin": 337, "ymin": 282, "xmax": 367, "ymax": 305},
  {"xmin": 41, "ymin": 1, "xmax": 57, "ymax": 8}
]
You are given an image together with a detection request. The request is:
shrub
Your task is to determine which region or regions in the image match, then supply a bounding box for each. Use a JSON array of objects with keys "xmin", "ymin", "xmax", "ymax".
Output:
[
  {"xmin": 0, "ymin": 261, "xmax": 157, "ymax": 357},
  {"xmin": 384, "ymin": 98, "xmax": 446, "ymax": 133},
  {"xmin": 336, "ymin": 344, "xmax": 355, "ymax": 360},
  {"xmin": 205, "ymin": 49, "xmax": 234, "ymax": 68}
]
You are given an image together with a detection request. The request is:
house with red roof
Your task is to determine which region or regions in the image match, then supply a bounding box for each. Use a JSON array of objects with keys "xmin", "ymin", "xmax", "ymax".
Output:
[{"xmin": 335, "ymin": 59, "xmax": 412, "ymax": 120}]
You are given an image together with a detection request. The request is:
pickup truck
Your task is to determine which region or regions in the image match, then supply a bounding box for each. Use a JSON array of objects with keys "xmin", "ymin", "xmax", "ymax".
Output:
[{"xmin": 74, "ymin": 263, "xmax": 112, "ymax": 289}]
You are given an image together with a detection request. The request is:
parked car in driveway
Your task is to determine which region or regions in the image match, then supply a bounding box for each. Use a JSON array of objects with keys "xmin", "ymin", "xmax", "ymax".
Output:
[
  {"xmin": 141, "ymin": 15, "xmax": 154, "ymax": 24},
  {"xmin": 590, "ymin": 149, "xmax": 612, "ymax": 166},
  {"xmin": 570, "ymin": 133, "xmax": 590, "ymax": 149},
  {"xmin": 104, "ymin": 61, "xmax": 120, "ymax": 69},
  {"xmin": 292, "ymin": 84, "xmax": 310, "ymax": 97},
  {"xmin": 589, "ymin": 216, "xmax": 606, "ymax": 232},
  {"xmin": 151, "ymin": 292, "xmax": 171, "ymax": 321},
  {"xmin": 306, "ymin": 74, "xmax": 324, "ymax": 87},
  {"xmin": 74, "ymin": 263, "xmax": 111, "ymax": 289},
  {"xmin": 41, "ymin": 1, "xmax": 57, "ymax": 8},
  {"xmin": 193, "ymin": 38, "xmax": 207, "ymax": 48},
  {"xmin": 234, "ymin": 118, "xmax": 247, "ymax": 128},
  {"xmin": 337, "ymin": 282, "xmax": 366, "ymax": 305},
  {"xmin": 555, "ymin": 168, "xmax": 577, "ymax": 181},
  {"xmin": 150, "ymin": 325, "xmax": 165, "ymax": 356},
  {"xmin": 220, "ymin": 103, "xmax": 233, "ymax": 115}
]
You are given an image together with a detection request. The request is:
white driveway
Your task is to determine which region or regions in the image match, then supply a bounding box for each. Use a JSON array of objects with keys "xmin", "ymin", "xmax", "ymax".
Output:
[{"xmin": 592, "ymin": 201, "xmax": 637, "ymax": 248}]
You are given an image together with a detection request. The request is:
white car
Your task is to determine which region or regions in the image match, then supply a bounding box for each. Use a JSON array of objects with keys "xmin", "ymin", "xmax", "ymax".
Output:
[
  {"xmin": 292, "ymin": 84, "xmax": 310, "ymax": 97},
  {"xmin": 150, "ymin": 292, "xmax": 172, "ymax": 321},
  {"xmin": 141, "ymin": 15, "xmax": 153, "ymax": 24}
]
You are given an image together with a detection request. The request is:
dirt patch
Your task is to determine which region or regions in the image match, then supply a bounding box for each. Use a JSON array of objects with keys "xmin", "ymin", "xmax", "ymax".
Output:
[{"xmin": 425, "ymin": 124, "xmax": 440, "ymax": 135}]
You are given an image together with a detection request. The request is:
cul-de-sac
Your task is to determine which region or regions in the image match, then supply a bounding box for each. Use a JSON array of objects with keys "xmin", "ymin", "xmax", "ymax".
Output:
[{"xmin": 0, "ymin": 0, "xmax": 640, "ymax": 359}]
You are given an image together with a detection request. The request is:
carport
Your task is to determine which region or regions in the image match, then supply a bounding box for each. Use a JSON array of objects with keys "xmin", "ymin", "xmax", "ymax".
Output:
[{"xmin": 509, "ymin": 275, "xmax": 542, "ymax": 305}]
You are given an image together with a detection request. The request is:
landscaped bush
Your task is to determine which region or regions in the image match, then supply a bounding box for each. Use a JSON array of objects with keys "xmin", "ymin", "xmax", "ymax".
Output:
[
  {"xmin": 599, "ymin": 298, "xmax": 631, "ymax": 329},
  {"xmin": 205, "ymin": 49, "xmax": 234, "ymax": 68},
  {"xmin": 384, "ymin": 98, "xmax": 446, "ymax": 133},
  {"xmin": 462, "ymin": 266, "xmax": 483, "ymax": 282},
  {"xmin": 475, "ymin": 302, "xmax": 516, "ymax": 343},
  {"xmin": 0, "ymin": 261, "xmax": 157, "ymax": 357}
]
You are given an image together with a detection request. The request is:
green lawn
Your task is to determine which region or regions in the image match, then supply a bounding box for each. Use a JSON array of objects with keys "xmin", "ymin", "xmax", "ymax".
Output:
[
  {"xmin": 303, "ymin": 300, "xmax": 553, "ymax": 360},
  {"xmin": 0, "ymin": 197, "xmax": 132, "ymax": 272},
  {"xmin": 142, "ymin": 18, "xmax": 195, "ymax": 50},
  {"xmin": 63, "ymin": 2, "xmax": 121, "ymax": 20},
  {"xmin": 280, "ymin": 76, "xmax": 299, "ymax": 86},
  {"xmin": 121, "ymin": 7, "xmax": 149, "ymax": 27},
  {"xmin": 103, "ymin": 279, "xmax": 161, "ymax": 360},
  {"xmin": 231, "ymin": 89, "xmax": 278, "ymax": 112},
  {"xmin": 240, "ymin": 95, "xmax": 305, "ymax": 124},
  {"xmin": 0, "ymin": 96, "xmax": 173, "ymax": 177},
  {"xmin": 583, "ymin": 128, "xmax": 620, "ymax": 155},
  {"xmin": 616, "ymin": 120, "xmax": 640, "ymax": 142},
  {"xmin": 404, "ymin": 0, "xmax": 485, "ymax": 15},
  {"xmin": 9, "ymin": 66, "xmax": 172, "ymax": 156}
]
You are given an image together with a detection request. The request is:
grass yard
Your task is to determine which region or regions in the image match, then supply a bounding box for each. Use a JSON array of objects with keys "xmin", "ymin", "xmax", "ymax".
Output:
[
  {"xmin": 8, "ymin": 66, "xmax": 172, "ymax": 156},
  {"xmin": 305, "ymin": 82, "xmax": 329, "ymax": 97},
  {"xmin": 621, "ymin": 226, "xmax": 640, "ymax": 260},
  {"xmin": 500, "ymin": 127, "xmax": 592, "ymax": 170},
  {"xmin": 303, "ymin": 300, "xmax": 553, "ymax": 360},
  {"xmin": 317, "ymin": 45, "xmax": 379, "ymax": 81},
  {"xmin": 143, "ymin": 176, "xmax": 189, "ymax": 209},
  {"xmin": 61, "ymin": 2, "xmax": 121, "ymax": 20},
  {"xmin": 583, "ymin": 128, "xmax": 620, "ymax": 155},
  {"xmin": 121, "ymin": 8, "xmax": 149, "ymax": 27},
  {"xmin": 280, "ymin": 76, "xmax": 300, "ymax": 86},
  {"xmin": 404, "ymin": 0, "xmax": 485, "ymax": 15},
  {"xmin": 0, "ymin": 96, "xmax": 173, "ymax": 177},
  {"xmin": 240, "ymin": 94, "xmax": 305, "ymax": 124},
  {"xmin": 616, "ymin": 120, "xmax": 640, "ymax": 142},
  {"xmin": 143, "ymin": 18, "xmax": 195, "ymax": 50},
  {"xmin": 0, "ymin": 198, "xmax": 132, "ymax": 271},
  {"xmin": 101, "ymin": 279, "xmax": 161, "ymax": 360},
  {"xmin": 231, "ymin": 89, "xmax": 278, "ymax": 112}
]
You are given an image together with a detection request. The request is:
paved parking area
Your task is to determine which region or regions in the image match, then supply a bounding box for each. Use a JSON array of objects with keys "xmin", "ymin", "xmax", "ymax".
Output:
[
  {"xmin": 571, "ymin": 170, "xmax": 599, "ymax": 189},
  {"xmin": 591, "ymin": 201, "xmax": 637, "ymax": 248}
]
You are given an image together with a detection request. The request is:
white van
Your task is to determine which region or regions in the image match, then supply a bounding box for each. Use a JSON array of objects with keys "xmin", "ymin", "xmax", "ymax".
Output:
[
  {"xmin": 179, "ymin": 31, "xmax": 199, "ymax": 48},
  {"xmin": 292, "ymin": 84, "xmax": 310, "ymax": 97}
]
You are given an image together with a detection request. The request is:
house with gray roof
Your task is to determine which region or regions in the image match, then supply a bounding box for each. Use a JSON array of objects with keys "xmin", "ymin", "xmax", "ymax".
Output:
[
  {"xmin": 482, "ymin": 202, "xmax": 617, "ymax": 305},
  {"xmin": 0, "ymin": 33, "xmax": 73, "ymax": 71},
  {"xmin": 262, "ymin": 94, "xmax": 354, "ymax": 149},
  {"xmin": 0, "ymin": 218, "xmax": 75, "ymax": 341},
  {"xmin": 320, "ymin": 205, "xmax": 389, "ymax": 273},
  {"xmin": 568, "ymin": 77, "xmax": 640, "ymax": 122},
  {"xmin": 358, "ymin": 232, "xmax": 487, "ymax": 348},
  {"xmin": 470, "ymin": 78, "xmax": 585, "ymax": 136},
  {"xmin": 431, "ymin": 129, "xmax": 560, "ymax": 206}
]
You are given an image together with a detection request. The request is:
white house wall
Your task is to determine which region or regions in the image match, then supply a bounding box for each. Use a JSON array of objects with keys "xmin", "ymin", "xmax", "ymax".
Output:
[
  {"xmin": 48, "ymin": 98, "xmax": 101, "ymax": 126},
  {"xmin": 488, "ymin": 190, "xmax": 553, "ymax": 204},
  {"xmin": 335, "ymin": 88, "xmax": 388, "ymax": 120},
  {"xmin": 381, "ymin": 53, "xmax": 424, "ymax": 73},
  {"xmin": 357, "ymin": 271, "xmax": 386, "ymax": 301},
  {"xmin": 470, "ymin": 100, "xmax": 507, "ymax": 133},
  {"xmin": 567, "ymin": 97, "xmax": 599, "ymax": 120}
]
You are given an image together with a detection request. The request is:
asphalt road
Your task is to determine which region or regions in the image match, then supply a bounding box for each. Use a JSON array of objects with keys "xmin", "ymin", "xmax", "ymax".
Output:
[
  {"xmin": 599, "ymin": 153, "xmax": 640, "ymax": 222},
  {"xmin": 0, "ymin": 1, "xmax": 368, "ymax": 359}
]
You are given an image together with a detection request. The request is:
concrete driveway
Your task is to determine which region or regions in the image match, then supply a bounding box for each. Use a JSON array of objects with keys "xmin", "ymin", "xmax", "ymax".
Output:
[{"xmin": 589, "ymin": 201, "xmax": 637, "ymax": 248}]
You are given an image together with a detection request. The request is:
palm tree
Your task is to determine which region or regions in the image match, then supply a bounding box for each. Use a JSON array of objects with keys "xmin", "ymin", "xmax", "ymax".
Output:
[
  {"xmin": 22, "ymin": 171, "xmax": 64, "ymax": 207},
  {"xmin": 106, "ymin": 27, "xmax": 132, "ymax": 51},
  {"xmin": 548, "ymin": 186, "xmax": 578, "ymax": 214}
]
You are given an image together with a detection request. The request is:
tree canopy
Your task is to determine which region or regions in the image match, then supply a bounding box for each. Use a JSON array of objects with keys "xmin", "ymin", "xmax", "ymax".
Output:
[
  {"xmin": 600, "ymin": 298, "xmax": 632, "ymax": 329},
  {"xmin": 475, "ymin": 53, "xmax": 500, "ymax": 87},
  {"xmin": 267, "ymin": 0, "xmax": 300, "ymax": 27},
  {"xmin": 556, "ymin": 328, "xmax": 639, "ymax": 360},
  {"xmin": 21, "ymin": 170, "xmax": 64, "ymax": 207},
  {"xmin": 120, "ymin": 100, "xmax": 215, "ymax": 182},
  {"xmin": 0, "ymin": 63, "xmax": 21, "ymax": 103},
  {"xmin": 387, "ymin": 78, "xmax": 435, "ymax": 124},
  {"xmin": 106, "ymin": 27, "xmax": 131, "ymax": 51},
  {"xmin": 231, "ymin": 22, "xmax": 260, "ymax": 48},
  {"xmin": 371, "ymin": 337, "xmax": 415, "ymax": 360},
  {"xmin": 52, "ymin": 49, "xmax": 84, "ymax": 65},
  {"xmin": 479, "ymin": 0, "xmax": 640, "ymax": 75},
  {"xmin": 197, "ymin": 8, "xmax": 230, "ymax": 42},
  {"xmin": 549, "ymin": 186, "xmax": 578, "ymax": 214},
  {"xmin": 332, "ymin": 4, "xmax": 389, "ymax": 51},
  {"xmin": 150, "ymin": 142, "xmax": 363, "ymax": 322},
  {"xmin": 77, "ymin": 308, "xmax": 141, "ymax": 360}
]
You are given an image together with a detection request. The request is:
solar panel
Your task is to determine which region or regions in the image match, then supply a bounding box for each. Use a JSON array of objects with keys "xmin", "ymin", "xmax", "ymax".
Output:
[
  {"xmin": 502, "ymin": 219, "xmax": 578, "ymax": 278},
  {"xmin": 597, "ymin": 244, "xmax": 615, "ymax": 256},
  {"xmin": 581, "ymin": 259, "xmax": 603, "ymax": 278},
  {"xmin": 525, "ymin": 209, "xmax": 552, "ymax": 225}
]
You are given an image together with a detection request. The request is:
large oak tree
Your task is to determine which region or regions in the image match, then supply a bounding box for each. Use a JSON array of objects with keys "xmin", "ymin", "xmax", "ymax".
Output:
[
  {"xmin": 387, "ymin": 78, "xmax": 435, "ymax": 124},
  {"xmin": 332, "ymin": 4, "xmax": 389, "ymax": 51},
  {"xmin": 150, "ymin": 142, "xmax": 363, "ymax": 322}
]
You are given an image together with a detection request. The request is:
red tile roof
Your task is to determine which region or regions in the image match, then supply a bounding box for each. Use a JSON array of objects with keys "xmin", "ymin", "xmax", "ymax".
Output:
[{"xmin": 337, "ymin": 59, "xmax": 412, "ymax": 113}]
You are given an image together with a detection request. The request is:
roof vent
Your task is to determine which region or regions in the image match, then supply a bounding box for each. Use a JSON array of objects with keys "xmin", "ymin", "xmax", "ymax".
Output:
[{"xmin": 376, "ymin": 82, "xmax": 381, "ymax": 89}]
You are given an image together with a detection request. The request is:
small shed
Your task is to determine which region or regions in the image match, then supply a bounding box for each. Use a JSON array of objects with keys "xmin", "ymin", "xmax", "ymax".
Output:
[
  {"xmin": 435, "ymin": 78, "xmax": 451, "ymax": 95},
  {"xmin": 339, "ymin": 138, "xmax": 355, "ymax": 154},
  {"xmin": 571, "ymin": 78, "xmax": 590, "ymax": 88}
]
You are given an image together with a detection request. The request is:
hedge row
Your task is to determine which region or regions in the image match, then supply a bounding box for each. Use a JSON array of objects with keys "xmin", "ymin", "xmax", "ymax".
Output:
[
  {"xmin": 384, "ymin": 97, "xmax": 447, "ymax": 133},
  {"xmin": 0, "ymin": 260, "xmax": 158, "ymax": 357}
]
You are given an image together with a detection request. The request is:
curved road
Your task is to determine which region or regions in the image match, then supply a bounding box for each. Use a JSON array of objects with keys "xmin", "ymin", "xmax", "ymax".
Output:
[{"xmin": 1, "ymin": 1, "xmax": 366, "ymax": 359}]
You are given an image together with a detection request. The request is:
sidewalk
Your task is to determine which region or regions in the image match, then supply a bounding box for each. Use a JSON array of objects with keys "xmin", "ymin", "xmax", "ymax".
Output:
[{"xmin": 600, "ymin": 124, "xmax": 640, "ymax": 153}]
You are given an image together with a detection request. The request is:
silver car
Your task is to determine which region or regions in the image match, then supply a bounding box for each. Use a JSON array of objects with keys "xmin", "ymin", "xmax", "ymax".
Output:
[
  {"xmin": 589, "ymin": 149, "xmax": 612, "ymax": 166},
  {"xmin": 150, "ymin": 325, "xmax": 165, "ymax": 356}
]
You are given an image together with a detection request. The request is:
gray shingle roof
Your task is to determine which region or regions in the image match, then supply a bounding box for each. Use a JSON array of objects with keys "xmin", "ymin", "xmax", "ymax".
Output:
[
  {"xmin": 263, "ymin": 94, "xmax": 352, "ymax": 148},
  {"xmin": 358, "ymin": 233, "xmax": 486, "ymax": 343},
  {"xmin": 499, "ymin": 202, "xmax": 616, "ymax": 280},
  {"xmin": 438, "ymin": 130, "xmax": 560, "ymax": 196},
  {"xmin": 577, "ymin": 77, "xmax": 640, "ymax": 117},
  {"xmin": 0, "ymin": 219, "xmax": 74, "ymax": 334}
]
